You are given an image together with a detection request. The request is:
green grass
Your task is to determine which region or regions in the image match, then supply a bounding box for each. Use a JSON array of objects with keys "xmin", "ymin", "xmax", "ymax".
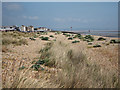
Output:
[
  {"xmin": 72, "ymin": 40, "xmax": 80, "ymax": 43},
  {"xmin": 38, "ymin": 42, "xmax": 55, "ymax": 67},
  {"xmin": 83, "ymin": 35, "xmax": 94, "ymax": 42},
  {"xmin": 88, "ymin": 42, "xmax": 92, "ymax": 45},
  {"xmin": 110, "ymin": 39, "xmax": 120, "ymax": 43},
  {"xmin": 93, "ymin": 44, "xmax": 101, "ymax": 48},
  {"xmin": 41, "ymin": 37, "xmax": 49, "ymax": 41},
  {"xmin": 31, "ymin": 64, "xmax": 44, "ymax": 71},
  {"xmin": 97, "ymin": 37, "xmax": 106, "ymax": 41},
  {"xmin": 55, "ymin": 31, "xmax": 62, "ymax": 35},
  {"xmin": 49, "ymin": 35, "xmax": 54, "ymax": 38},
  {"xmin": 68, "ymin": 37, "xmax": 73, "ymax": 40}
]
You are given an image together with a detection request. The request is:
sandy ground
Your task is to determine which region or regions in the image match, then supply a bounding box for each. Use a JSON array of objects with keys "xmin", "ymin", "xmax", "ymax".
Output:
[{"xmin": 2, "ymin": 32, "xmax": 119, "ymax": 88}]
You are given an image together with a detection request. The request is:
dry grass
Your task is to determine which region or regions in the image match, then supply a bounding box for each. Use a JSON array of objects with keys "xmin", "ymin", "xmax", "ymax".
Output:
[
  {"xmin": 39, "ymin": 39, "xmax": 118, "ymax": 88},
  {"xmin": 2, "ymin": 31, "xmax": 119, "ymax": 88},
  {"xmin": 2, "ymin": 31, "xmax": 31, "ymax": 53}
]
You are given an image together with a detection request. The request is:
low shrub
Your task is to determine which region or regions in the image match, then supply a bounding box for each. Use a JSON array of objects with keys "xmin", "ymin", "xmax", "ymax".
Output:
[
  {"xmin": 31, "ymin": 64, "xmax": 44, "ymax": 71},
  {"xmin": 66, "ymin": 34, "xmax": 71, "ymax": 37},
  {"xmin": 31, "ymin": 59, "xmax": 49, "ymax": 71},
  {"xmin": 56, "ymin": 31, "xmax": 62, "ymax": 34},
  {"xmin": 53, "ymin": 39, "xmax": 56, "ymax": 41},
  {"xmin": 18, "ymin": 39, "xmax": 28, "ymax": 45},
  {"xmin": 110, "ymin": 39, "xmax": 120, "ymax": 43},
  {"xmin": 36, "ymin": 60, "xmax": 45, "ymax": 65},
  {"xmin": 2, "ymin": 37, "xmax": 13, "ymax": 45},
  {"xmin": 84, "ymin": 35, "xmax": 94, "ymax": 42},
  {"xmin": 41, "ymin": 37, "xmax": 49, "ymax": 41},
  {"xmin": 68, "ymin": 37, "xmax": 73, "ymax": 40},
  {"xmin": 2, "ymin": 46, "xmax": 9, "ymax": 52},
  {"xmin": 49, "ymin": 35, "xmax": 54, "ymax": 38},
  {"xmin": 2, "ymin": 37, "xmax": 28, "ymax": 46},
  {"xmin": 98, "ymin": 37, "xmax": 106, "ymax": 41},
  {"xmin": 106, "ymin": 43, "xmax": 110, "ymax": 46},
  {"xmin": 18, "ymin": 66, "xmax": 25, "ymax": 70},
  {"xmin": 88, "ymin": 43, "xmax": 92, "ymax": 45},
  {"xmin": 93, "ymin": 44, "xmax": 101, "ymax": 48},
  {"xmin": 72, "ymin": 40, "xmax": 80, "ymax": 43},
  {"xmin": 29, "ymin": 37, "xmax": 36, "ymax": 41},
  {"xmin": 33, "ymin": 35, "xmax": 38, "ymax": 38},
  {"xmin": 63, "ymin": 33, "xmax": 67, "ymax": 35}
]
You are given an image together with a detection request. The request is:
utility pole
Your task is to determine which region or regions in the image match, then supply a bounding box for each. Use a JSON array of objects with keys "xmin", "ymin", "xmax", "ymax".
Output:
[{"xmin": 70, "ymin": 27, "xmax": 72, "ymax": 31}]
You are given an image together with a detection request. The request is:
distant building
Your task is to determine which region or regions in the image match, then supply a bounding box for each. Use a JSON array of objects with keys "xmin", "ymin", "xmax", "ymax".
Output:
[
  {"xmin": 0, "ymin": 26, "xmax": 16, "ymax": 31},
  {"xmin": 20, "ymin": 25, "xmax": 26, "ymax": 32},
  {"xmin": 20, "ymin": 25, "xmax": 34, "ymax": 32},
  {"xmin": 29, "ymin": 26, "xmax": 34, "ymax": 32},
  {"xmin": 36, "ymin": 27, "xmax": 51, "ymax": 32}
]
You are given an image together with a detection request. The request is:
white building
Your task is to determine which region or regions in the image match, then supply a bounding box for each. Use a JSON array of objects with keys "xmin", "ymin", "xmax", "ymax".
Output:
[
  {"xmin": 0, "ymin": 26, "xmax": 16, "ymax": 31},
  {"xmin": 29, "ymin": 26, "xmax": 34, "ymax": 32},
  {"xmin": 36, "ymin": 27, "xmax": 51, "ymax": 32},
  {"xmin": 20, "ymin": 25, "xmax": 26, "ymax": 32}
]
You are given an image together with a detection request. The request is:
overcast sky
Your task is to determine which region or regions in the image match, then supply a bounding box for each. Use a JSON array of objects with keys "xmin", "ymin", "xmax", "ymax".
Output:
[{"xmin": 2, "ymin": 2, "xmax": 118, "ymax": 30}]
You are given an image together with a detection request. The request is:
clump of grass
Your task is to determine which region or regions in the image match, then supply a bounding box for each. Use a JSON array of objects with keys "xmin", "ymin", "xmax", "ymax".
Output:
[
  {"xmin": 41, "ymin": 32, "xmax": 48, "ymax": 35},
  {"xmin": 98, "ymin": 37, "xmax": 106, "ymax": 41},
  {"xmin": 110, "ymin": 39, "xmax": 120, "ymax": 44},
  {"xmin": 72, "ymin": 40, "xmax": 80, "ymax": 43},
  {"xmin": 73, "ymin": 34, "xmax": 82, "ymax": 39},
  {"xmin": 93, "ymin": 44, "xmax": 101, "ymax": 48},
  {"xmin": 2, "ymin": 37, "xmax": 13, "ymax": 45},
  {"xmin": 68, "ymin": 37, "xmax": 73, "ymax": 40},
  {"xmin": 33, "ymin": 35, "xmax": 38, "ymax": 38},
  {"xmin": 49, "ymin": 35, "xmax": 54, "ymax": 38},
  {"xmin": 53, "ymin": 39, "xmax": 56, "ymax": 41},
  {"xmin": 63, "ymin": 33, "xmax": 67, "ymax": 35},
  {"xmin": 31, "ymin": 64, "xmax": 44, "ymax": 71},
  {"xmin": 55, "ymin": 31, "xmax": 62, "ymax": 35},
  {"xmin": 18, "ymin": 39, "xmax": 28, "ymax": 45},
  {"xmin": 88, "ymin": 42, "xmax": 92, "ymax": 45},
  {"xmin": 18, "ymin": 66, "xmax": 25, "ymax": 70},
  {"xmin": 2, "ymin": 37, "xmax": 28, "ymax": 46},
  {"xmin": 63, "ymin": 33, "xmax": 71, "ymax": 37},
  {"xmin": 31, "ymin": 60, "xmax": 36, "ymax": 64},
  {"xmin": 2, "ymin": 46, "xmax": 9, "ymax": 52},
  {"xmin": 29, "ymin": 37, "xmax": 36, "ymax": 41},
  {"xmin": 41, "ymin": 37, "xmax": 49, "ymax": 41},
  {"xmin": 38, "ymin": 42, "xmax": 55, "ymax": 67},
  {"xmin": 83, "ymin": 35, "xmax": 94, "ymax": 42},
  {"xmin": 106, "ymin": 43, "xmax": 110, "ymax": 46}
]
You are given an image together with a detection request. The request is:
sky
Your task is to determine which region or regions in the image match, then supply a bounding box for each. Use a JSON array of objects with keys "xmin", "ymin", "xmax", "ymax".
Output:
[{"xmin": 2, "ymin": 2, "xmax": 118, "ymax": 31}]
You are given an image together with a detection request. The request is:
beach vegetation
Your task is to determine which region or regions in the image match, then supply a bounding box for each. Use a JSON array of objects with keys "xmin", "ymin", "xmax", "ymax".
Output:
[
  {"xmin": 49, "ymin": 35, "xmax": 54, "ymax": 38},
  {"xmin": 18, "ymin": 66, "xmax": 25, "ymax": 70},
  {"xmin": 68, "ymin": 37, "xmax": 73, "ymax": 40},
  {"xmin": 110, "ymin": 39, "xmax": 120, "ymax": 43},
  {"xmin": 93, "ymin": 44, "xmax": 101, "ymax": 48},
  {"xmin": 72, "ymin": 40, "xmax": 80, "ymax": 43},
  {"xmin": 88, "ymin": 42, "xmax": 92, "ymax": 45},
  {"xmin": 31, "ymin": 64, "xmax": 44, "ymax": 71},
  {"xmin": 83, "ymin": 35, "xmax": 94, "ymax": 42},
  {"xmin": 41, "ymin": 37, "xmax": 49, "ymax": 41},
  {"xmin": 29, "ymin": 37, "xmax": 36, "ymax": 41},
  {"xmin": 97, "ymin": 37, "xmax": 106, "ymax": 41}
]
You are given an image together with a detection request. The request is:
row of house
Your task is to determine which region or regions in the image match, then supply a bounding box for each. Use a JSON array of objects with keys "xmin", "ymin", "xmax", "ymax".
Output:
[
  {"xmin": 0, "ymin": 26, "xmax": 17, "ymax": 31},
  {"xmin": 0, "ymin": 25, "xmax": 52, "ymax": 32},
  {"xmin": 20, "ymin": 25, "xmax": 34, "ymax": 32},
  {"xmin": 34, "ymin": 27, "xmax": 51, "ymax": 32}
]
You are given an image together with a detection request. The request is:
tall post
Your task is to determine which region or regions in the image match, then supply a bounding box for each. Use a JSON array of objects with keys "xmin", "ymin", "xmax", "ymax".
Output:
[{"xmin": 70, "ymin": 27, "xmax": 72, "ymax": 31}]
